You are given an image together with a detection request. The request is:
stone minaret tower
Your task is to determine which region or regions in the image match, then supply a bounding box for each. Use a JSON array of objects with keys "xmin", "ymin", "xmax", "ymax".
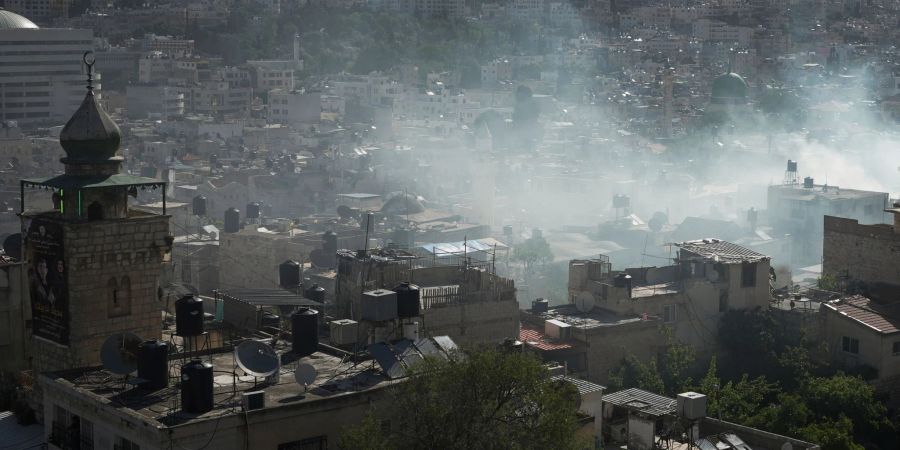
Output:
[{"xmin": 21, "ymin": 53, "xmax": 172, "ymax": 373}]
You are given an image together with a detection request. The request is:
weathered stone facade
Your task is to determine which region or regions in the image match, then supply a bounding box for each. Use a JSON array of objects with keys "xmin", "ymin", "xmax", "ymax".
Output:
[
  {"xmin": 822, "ymin": 215, "xmax": 900, "ymax": 286},
  {"xmin": 28, "ymin": 211, "xmax": 170, "ymax": 374}
]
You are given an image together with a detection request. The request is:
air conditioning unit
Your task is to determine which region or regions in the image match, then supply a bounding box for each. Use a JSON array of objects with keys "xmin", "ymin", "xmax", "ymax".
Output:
[
  {"xmin": 544, "ymin": 319, "xmax": 571, "ymax": 340},
  {"xmin": 330, "ymin": 319, "xmax": 359, "ymax": 345},
  {"xmin": 242, "ymin": 391, "xmax": 265, "ymax": 411},
  {"xmin": 677, "ymin": 391, "xmax": 707, "ymax": 420}
]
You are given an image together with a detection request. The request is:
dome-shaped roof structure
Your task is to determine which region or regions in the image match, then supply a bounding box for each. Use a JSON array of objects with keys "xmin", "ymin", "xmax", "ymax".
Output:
[
  {"xmin": 0, "ymin": 8, "xmax": 39, "ymax": 29},
  {"xmin": 381, "ymin": 193, "xmax": 425, "ymax": 216},
  {"xmin": 59, "ymin": 55, "xmax": 122, "ymax": 165},
  {"xmin": 711, "ymin": 72, "xmax": 749, "ymax": 102}
]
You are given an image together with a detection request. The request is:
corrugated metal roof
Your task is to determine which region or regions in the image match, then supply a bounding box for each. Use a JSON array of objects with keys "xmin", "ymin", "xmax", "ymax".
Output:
[
  {"xmin": 675, "ymin": 239, "xmax": 768, "ymax": 263},
  {"xmin": 602, "ymin": 388, "xmax": 677, "ymax": 417},
  {"xmin": 520, "ymin": 325, "xmax": 574, "ymax": 351},
  {"xmin": 552, "ymin": 375, "xmax": 605, "ymax": 395},
  {"xmin": 824, "ymin": 295, "xmax": 900, "ymax": 334}
]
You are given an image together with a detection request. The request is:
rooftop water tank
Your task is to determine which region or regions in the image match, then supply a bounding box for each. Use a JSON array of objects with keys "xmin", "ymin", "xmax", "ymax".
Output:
[
  {"xmin": 192, "ymin": 195, "xmax": 207, "ymax": 217},
  {"xmin": 137, "ymin": 340, "xmax": 169, "ymax": 390},
  {"xmin": 224, "ymin": 207, "xmax": 240, "ymax": 233},
  {"xmin": 393, "ymin": 282, "xmax": 420, "ymax": 319},
  {"xmin": 175, "ymin": 295, "xmax": 204, "ymax": 337},
  {"xmin": 291, "ymin": 307, "xmax": 319, "ymax": 358},
  {"xmin": 181, "ymin": 360, "xmax": 214, "ymax": 414},
  {"xmin": 279, "ymin": 260, "xmax": 301, "ymax": 289},
  {"xmin": 246, "ymin": 202, "xmax": 261, "ymax": 219}
]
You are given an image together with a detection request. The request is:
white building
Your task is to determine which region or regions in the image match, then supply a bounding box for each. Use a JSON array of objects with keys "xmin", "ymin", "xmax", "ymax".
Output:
[
  {"xmin": 0, "ymin": 9, "xmax": 96, "ymax": 126},
  {"xmin": 269, "ymin": 89, "xmax": 321, "ymax": 125},
  {"xmin": 125, "ymin": 84, "xmax": 184, "ymax": 119}
]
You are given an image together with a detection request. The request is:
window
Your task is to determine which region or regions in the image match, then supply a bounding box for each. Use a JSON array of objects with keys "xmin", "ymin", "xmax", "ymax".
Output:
[
  {"xmin": 278, "ymin": 436, "xmax": 327, "ymax": 450},
  {"xmin": 893, "ymin": 341, "xmax": 900, "ymax": 355},
  {"xmin": 663, "ymin": 304, "xmax": 677, "ymax": 323},
  {"xmin": 741, "ymin": 262, "xmax": 757, "ymax": 288},
  {"xmin": 842, "ymin": 336, "xmax": 859, "ymax": 355},
  {"xmin": 108, "ymin": 277, "xmax": 132, "ymax": 318},
  {"xmin": 115, "ymin": 436, "xmax": 140, "ymax": 450}
]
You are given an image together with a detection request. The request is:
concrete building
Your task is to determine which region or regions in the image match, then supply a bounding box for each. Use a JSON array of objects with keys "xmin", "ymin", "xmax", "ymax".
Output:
[
  {"xmin": 768, "ymin": 178, "xmax": 889, "ymax": 267},
  {"xmin": 334, "ymin": 248, "xmax": 519, "ymax": 345},
  {"xmin": 601, "ymin": 388, "xmax": 820, "ymax": 449},
  {"xmin": 0, "ymin": 9, "xmax": 97, "ymax": 127},
  {"xmin": 125, "ymin": 84, "xmax": 185, "ymax": 120},
  {"xmin": 3, "ymin": 0, "xmax": 70, "ymax": 22},
  {"xmin": 822, "ymin": 213, "xmax": 900, "ymax": 287},
  {"xmin": 821, "ymin": 295, "xmax": 900, "ymax": 403},
  {"xmin": 0, "ymin": 256, "xmax": 28, "ymax": 373},
  {"xmin": 268, "ymin": 89, "xmax": 320, "ymax": 125},
  {"xmin": 524, "ymin": 240, "xmax": 771, "ymax": 384},
  {"xmin": 18, "ymin": 68, "xmax": 171, "ymax": 379}
]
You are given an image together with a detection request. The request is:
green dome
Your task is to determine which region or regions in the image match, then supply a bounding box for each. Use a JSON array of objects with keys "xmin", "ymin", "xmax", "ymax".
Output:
[
  {"xmin": 711, "ymin": 72, "xmax": 749, "ymax": 101},
  {"xmin": 0, "ymin": 8, "xmax": 38, "ymax": 29}
]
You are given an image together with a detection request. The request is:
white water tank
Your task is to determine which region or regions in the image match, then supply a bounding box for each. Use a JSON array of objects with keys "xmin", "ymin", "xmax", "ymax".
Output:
[{"xmin": 677, "ymin": 391, "xmax": 708, "ymax": 420}]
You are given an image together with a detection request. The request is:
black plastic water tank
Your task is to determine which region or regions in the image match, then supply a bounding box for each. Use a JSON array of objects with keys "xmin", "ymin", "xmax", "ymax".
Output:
[
  {"xmin": 532, "ymin": 298, "xmax": 549, "ymax": 313},
  {"xmin": 224, "ymin": 207, "xmax": 240, "ymax": 233},
  {"xmin": 262, "ymin": 203, "xmax": 273, "ymax": 217},
  {"xmin": 291, "ymin": 307, "xmax": 319, "ymax": 357},
  {"xmin": 180, "ymin": 360, "xmax": 214, "ymax": 414},
  {"xmin": 192, "ymin": 195, "xmax": 207, "ymax": 217},
  {"xmin": 246, "ymin": 202, "xmax": 261, "ymax": 219},
  {"xmin": 322, "ymin": 231, "xmax": 337, "ymax": 254},
  {"xmin": 137, "ymin": 340, "xmax": 169, "ymax": 390},
  {"xmin": 393, "ymin": 282, "xmax": 421, "ymax": 319},
  {"xmin": 279, "ymin": 260, "xmax": 301, "ymax": 288},
  {"xmin": 613, "ymin": 273, "xmax": 632, "ymax": 288},
  {"xmin": 175, "ymin": 295, "xmax": 204, "ymax": 337},
  {"xmin": 305, "ymin": 284, "xmax": 326, "ymax": 303}
]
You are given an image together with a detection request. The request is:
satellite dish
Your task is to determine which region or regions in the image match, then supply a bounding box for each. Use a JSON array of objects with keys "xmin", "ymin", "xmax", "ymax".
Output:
[
  {"xmin": 574, "ymin": 291, "xmax": 595, "ymax": 313},
  {"xmin": 2, "ymin": 233, "xmax": 21, "ymax": 260},
  {"xmin": 294, "ymin": 363, "xmax": 318, "ymax": 386},
  {"xmin": 101, "ymin": 333, "xmax": 142, "ymax": 375},
  {"xmin": 235, "ymin": 340, "xmax": 279, "ymax": 378}
]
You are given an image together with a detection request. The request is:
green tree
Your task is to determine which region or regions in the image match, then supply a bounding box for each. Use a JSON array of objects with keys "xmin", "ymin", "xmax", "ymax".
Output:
[
  {"xmin": 339, "ymin": 348, "xmax": 585, "ymax": 450},
  {"xmin": 513, "ymin": 235, "xmax": 553, "ymax": 273}
]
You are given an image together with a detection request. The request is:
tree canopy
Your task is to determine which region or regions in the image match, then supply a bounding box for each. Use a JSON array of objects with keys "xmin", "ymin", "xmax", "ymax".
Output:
[{"xmin": 339, "ymin": 348, "xmax": 585, "ymax": 450}]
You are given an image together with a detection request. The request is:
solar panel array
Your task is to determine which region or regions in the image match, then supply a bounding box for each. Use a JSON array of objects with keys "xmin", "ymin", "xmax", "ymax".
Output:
[{"xmin": 367, "ymin": 336, "xmax": 456, "ymax": 379}]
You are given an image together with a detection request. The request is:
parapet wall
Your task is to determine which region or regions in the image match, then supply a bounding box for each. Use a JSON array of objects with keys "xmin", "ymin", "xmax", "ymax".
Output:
[{"xmin": 822, "ymin": 216, "xmax": 900, "ymax": 285}]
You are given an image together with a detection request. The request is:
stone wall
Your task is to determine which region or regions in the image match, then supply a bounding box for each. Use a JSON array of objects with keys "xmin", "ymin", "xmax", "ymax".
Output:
[
  {"xmin": 0, "ymin": 262, "xmax": 28, "ymax": 372},
  {"xmin": 30, "ymin": 213, "xmax": 170, "ymax": 374},
  {"xmin": 218, "ymin": 230, "xmax": 313, "ymax": 290},
  {"xmin": 823, "ymin": 215, "xmax": 900, "ymax": 285},
  {"xmin": 422, "ymin": 298, "xmax": 519, "ymax": 345}
]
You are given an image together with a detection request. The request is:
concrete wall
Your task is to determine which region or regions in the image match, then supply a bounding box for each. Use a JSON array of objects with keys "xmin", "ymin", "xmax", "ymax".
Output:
[
  {"xmin": 42, "ymin": 374, "xmax": 393, "ymax": 450},
  {"xmin": 218, "ymin": 230, "xmax": 313, "ymax": 290},
  {"xmin": 823, "ymin": 216, "xmax": 900, "ymax": 285},
  {"xmin": 576, "ymin": 321, "xmax": 664, "ymax": 385},
  {"xmin": 0, "ymin": 262, "xmax": 28, "ymax": 373}
]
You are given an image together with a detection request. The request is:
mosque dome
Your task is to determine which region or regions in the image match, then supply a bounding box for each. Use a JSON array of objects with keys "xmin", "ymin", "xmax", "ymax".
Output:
[
  {"xmin": 711, "ymin": 72, "xmax": 749, "ymax": 102},
  {"xmin": 59, "ymin": 59, "xmax": 122, "ymax": 165},
  {"xmin": 0, "ymin": 8, "xmax": 39, "ymax": 29}
]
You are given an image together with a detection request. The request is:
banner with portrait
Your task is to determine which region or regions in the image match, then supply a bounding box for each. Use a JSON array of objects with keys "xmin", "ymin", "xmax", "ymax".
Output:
[{"xmin": 26, "ymin": 218, "xmax": 69, "ymax": 345}]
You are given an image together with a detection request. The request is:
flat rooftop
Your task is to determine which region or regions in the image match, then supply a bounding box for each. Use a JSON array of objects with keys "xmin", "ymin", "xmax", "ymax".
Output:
[
  {"xmin": 532, "ymin": 304, "xmax": 654, "ymax": 330},
  {"xmin": 769, "ymin": 183, "xmax": 886, "ymax": 200},
  {"xmin": 44, "ymin": 341, "xmax": 392, "ymax": 427}
]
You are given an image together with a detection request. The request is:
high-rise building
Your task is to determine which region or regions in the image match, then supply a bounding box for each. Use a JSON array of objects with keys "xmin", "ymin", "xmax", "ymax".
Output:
[
  {"xmin": 20, "ymin": 61, "xmax": 171, "ymax": 374},
  {"xmin": 0, "ymin": 8, "xmax": 96, "ymax": 127}
]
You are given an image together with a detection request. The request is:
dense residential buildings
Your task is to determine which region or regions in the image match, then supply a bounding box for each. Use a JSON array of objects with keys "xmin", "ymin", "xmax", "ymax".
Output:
[{"xmin": 0, "ymin": 9, "xmax": 96, "ymax": 126}]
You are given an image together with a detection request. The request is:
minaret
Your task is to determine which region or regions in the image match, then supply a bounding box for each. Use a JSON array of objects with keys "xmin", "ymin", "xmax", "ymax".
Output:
[
  {"xmin": 21, "ymin": 53, "xmax": 172, "ymax": 373},
  {"xmin": 293, "ymin": 33, "xmax": 301, "ymax": 62}
]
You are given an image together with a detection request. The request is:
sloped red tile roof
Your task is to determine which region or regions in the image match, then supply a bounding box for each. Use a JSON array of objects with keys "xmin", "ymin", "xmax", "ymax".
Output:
[
  {"xmin": 824, "ymin": 295, "xmax": 900, "ymax": 334},
  {"xmin": 520, "ymin": 325, "xmax": 574, "ymax": 351}
]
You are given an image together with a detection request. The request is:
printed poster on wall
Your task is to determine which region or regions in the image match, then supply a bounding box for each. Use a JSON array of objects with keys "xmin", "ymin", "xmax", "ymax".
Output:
[{"xmin": 26, "ymin": 218, "xmax": 69, "ymax": 345}]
